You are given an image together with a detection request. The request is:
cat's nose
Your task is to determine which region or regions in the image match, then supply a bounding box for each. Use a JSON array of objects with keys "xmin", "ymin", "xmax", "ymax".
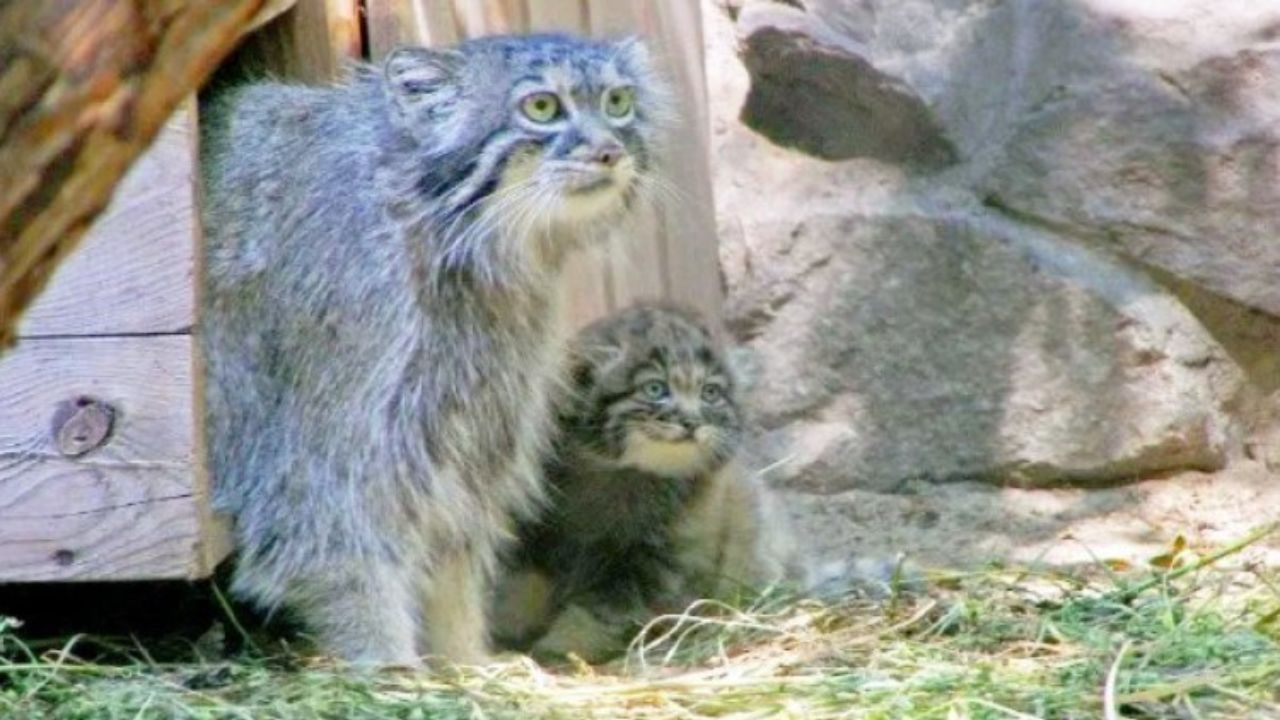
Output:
[
  {"xmin": 593, "ymin": 141, "xmax": 625, "ymax": 167},
  {"xmin": 678, "ymin": 417, "xmax": 699, "ymax": 433}
]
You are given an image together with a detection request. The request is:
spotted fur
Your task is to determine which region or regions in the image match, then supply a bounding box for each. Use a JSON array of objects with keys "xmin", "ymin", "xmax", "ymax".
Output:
[{"xmin": 200, "ymin": 33, "xmax": 672, "ymax": 665}]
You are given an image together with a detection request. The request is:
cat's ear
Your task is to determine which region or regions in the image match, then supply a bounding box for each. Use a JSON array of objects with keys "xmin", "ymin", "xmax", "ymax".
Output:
[
  {"xmin": 574, "ymin": 343, "xmax": 627, "ymax": 388},
  {"xmin": 613, "ymin": 35, "xmax": 655, "ymax": 73},
  {"xmin": 725, "ymin": 345, "xmax": 763, "ymax": 394},
  {"xmin": 384, "ymin": 46, "xmax": 465, "ymax": 110}
]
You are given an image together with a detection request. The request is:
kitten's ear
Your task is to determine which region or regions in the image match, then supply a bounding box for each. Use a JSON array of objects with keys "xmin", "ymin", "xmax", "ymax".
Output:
[
  {"xmin": 725, "ymin": 345, "xmax": 763, "ymax": 394},
  {"xmin": 384, "ymin": 46, "xmax": 464, "ymax": 103},
  {"xmin": 575, "ymin": 343, "xmax": 627, "ymax": 388}
]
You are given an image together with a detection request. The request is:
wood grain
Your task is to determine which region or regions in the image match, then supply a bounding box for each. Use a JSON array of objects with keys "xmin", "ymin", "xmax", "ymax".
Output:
[
  {"xmin": 649, "ymin": 0, "xmax": 721, "ymax": 320},
  {"xmin": 18, "ymin": 104, "xmax": 198, "ymax": 339},
  {"xmin": 0, "ymin": 336, "xmax": 195, "ymax": 466},
  {"xmin": 0, "ymin": 0, "xmax": 275, "ymax": 348},
  {"xmin": 366, "ymin": 0, "xmax": 460, "ymax": 54},
  {"xmin": 0, "ymin": 457, "xmax": 203, "ymax": 581},
  {"xmin": 525, "ymin": 0, "xmax": 584, "ymax": 32},
  {"xmin": 0, "ymin": 335, "xmax": 223, "ymax": 581},
  {"xmin": 231, "ymin": 0, "xmax": 364, "ymax": 84}
]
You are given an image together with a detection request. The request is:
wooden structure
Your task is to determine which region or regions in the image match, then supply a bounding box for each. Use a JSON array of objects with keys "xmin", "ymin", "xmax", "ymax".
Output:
[
  {"xmin": 0, "ymin": 0, "xmax": 719, "ymax": 582},
  {"xmin": 0, "ymin": 0, "xmax": 288, "ymax": 348}
]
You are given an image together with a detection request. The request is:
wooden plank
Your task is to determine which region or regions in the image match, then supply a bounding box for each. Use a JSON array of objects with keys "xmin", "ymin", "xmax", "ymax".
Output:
[
  {"xmin": 0, "ymin": 336, "xmax": 195, "ymax": 466},
  {"xmin": 647, "ymin": 0, "xmax": 721, "ymax": 320},
  {"xmin": 0, "ymin": 335, "xmax": 213, "ymax": 581},
  {"xmin": 0, "ymin": 0, "xmax": 276, "ymax": 348},
  {"xmin": 608, "ymin": 203, "xmax": 667, "ymax": 308},
  {"xmin": 18, "ymin": 104, "xmax": 198, "ymax": 339},
  {"xmin": 366, "ymin": 0, "xmax": 459, "ymax": 56},
  {"xmin": 0, "ymin": 458, "xmax": 203, "ymax": 582},
  {"xmin": 190, "ymin": 331, "xmax": 233, "ymax": 578},
  {"xmin": 232, "ymin": 0, "xmax": 364, "ymax": 83},
  {"xmin": 562, "ymin": 249, "xmax": 612, "ymax": 330},
  {"xmin": 451, "ymin": 0, "xmax": 523, "ymax": 35},
  {"xmin": 526, "ymin": 0, "xmax": 584, "ymax": 32},
  {"xmin": 586, "ymin": 0, "xmax": 635, "ymax": 36}
]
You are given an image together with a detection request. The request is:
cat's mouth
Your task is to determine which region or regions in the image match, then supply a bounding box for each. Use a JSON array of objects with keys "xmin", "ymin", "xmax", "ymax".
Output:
[
  {"xmin": 620, "ymin": 430, "xmax": 712, "ymax": 478},
  {"xmin": 643, "ymin": 423, "xmax": 714, "ymax": 445},
  {"xmin": 565, "ymin": 176, "xmax": 615, "ymax": 195},
  {"xmin": 551, "ymin": 158, "xmax": 636, "ymax": 197}
]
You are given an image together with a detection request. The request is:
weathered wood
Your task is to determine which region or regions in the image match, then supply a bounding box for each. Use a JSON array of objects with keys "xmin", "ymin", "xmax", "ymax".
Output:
[
  {"xmin": 366, "ymin": 0, "xmax": 460, "ymax": 53},
  {"xmin": 525, "ymin": 0, "xmax": 584, "ymax": 32},
  {"xmin": 18, "ymin": 104, "xmax": 198, "ymax": 339},
  {"xmin": 231, "ymin": 0, "xmax": 363, "ymax": 84},
  {"xmin": 0, "ymin": 459, "xmax": 206, "ymax": 581},
  {"xmin": 649, "ymin": 0, "xmax": 721, "ymax": 319},
  {"xmin": 0, "ymin": 335, "xmax": 221, "ymax": 581},
  {"xmin": 0, "ymin": 0, "xmax": 279, "ymax": 349}
]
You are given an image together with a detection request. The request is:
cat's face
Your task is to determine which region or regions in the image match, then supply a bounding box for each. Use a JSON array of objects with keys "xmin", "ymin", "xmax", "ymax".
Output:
[
  {"xmin": 566, "ymin": 305, "xmax": 743, "ymax": 478},
  {"xmin": 385, "ymin": 34, "xmax": 672, "ymax": 234}
]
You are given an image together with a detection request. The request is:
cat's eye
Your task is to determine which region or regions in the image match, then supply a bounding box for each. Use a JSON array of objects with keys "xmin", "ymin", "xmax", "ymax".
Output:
[
  {"xmin": 521, "ymin": 92, "xmax": 562, "ymax": 123},
  {"xmin": 701, "ymin": 384, "xmax": 725, "ymax": 404},
  {"xmin": 603, "ymin": 87, "xmax": 635, "ymax": 118},
  {"xmin": 640, "ymin": 380, "xmax": 669, "ymax": 401}
]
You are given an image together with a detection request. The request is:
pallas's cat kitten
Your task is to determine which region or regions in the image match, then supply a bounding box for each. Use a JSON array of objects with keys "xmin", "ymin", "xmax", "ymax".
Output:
[
  {"xmin": 493, "ymin": 303, "xmax": 790, "ymax": 661},
  {"xmin": 200, "ymin": 34, "xmax": 671, "ymax": 665}
]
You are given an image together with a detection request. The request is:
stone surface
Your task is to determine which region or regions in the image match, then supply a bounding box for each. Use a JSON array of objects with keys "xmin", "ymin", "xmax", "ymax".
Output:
[
  {"xmin": 726, "ymin": 207, "xmax": 1241, "ymax": 491},
  {"xmin": 737, "ymin": 4, "xmax": 956, "ymax": 167},
  {"xmin": 702, "ymin": 0, "xmax": 1279, "ymax": 565},
  {"xmin": 779, "ymin": 461, "xmax": 1280, "ymax": 569},
  {"xmin": 707, "ymin": 0, "xmax": 1249, "ymax": 492},
  {"xmin": 735, "ymin": 0, "xmax": 1280, "ymax": 316}
]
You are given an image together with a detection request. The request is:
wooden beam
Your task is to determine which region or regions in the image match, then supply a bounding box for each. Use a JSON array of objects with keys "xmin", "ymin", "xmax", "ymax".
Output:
[
  {"xmin": 0, "ymin": 0, "xmax": 280, "ymax": 349},
  {"xmin": 0, "ymin": 335, "xmax": 219, "ymax": 581},
  {"xmin": 18, "ymin": 104, "xmax": 198, "ymax": 338}
]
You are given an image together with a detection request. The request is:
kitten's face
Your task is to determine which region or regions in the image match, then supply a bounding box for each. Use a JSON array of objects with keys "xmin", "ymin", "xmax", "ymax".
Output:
[
  {"xmin": 567, "ymin": 306, "xmax": 743, "ymax": 478},
  {"xmin": 385, "ymin": 34, "xmax": 671, "ymax": 235}
]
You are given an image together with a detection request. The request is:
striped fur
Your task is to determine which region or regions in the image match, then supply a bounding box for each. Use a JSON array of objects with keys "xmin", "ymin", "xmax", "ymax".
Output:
[{"xmin": 493, "ymin": 303, "xmax": 791, "ymax": 662}]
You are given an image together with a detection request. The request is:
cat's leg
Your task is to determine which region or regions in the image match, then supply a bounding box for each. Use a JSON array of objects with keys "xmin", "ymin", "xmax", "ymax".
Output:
[
  {"xmin": 490, "ymin": 566, "xmax": 557, "ymax": 647},
  {"xmin": 531, "ymin": 604, "xmax": 630, "ymax": 663},
  {"xmin": 284, "ymin": 561, "xmax": 420, "ymax": 667},
  {"xmin": 420, "ymin": 548, "xmax": 491, "ymax": 664}
]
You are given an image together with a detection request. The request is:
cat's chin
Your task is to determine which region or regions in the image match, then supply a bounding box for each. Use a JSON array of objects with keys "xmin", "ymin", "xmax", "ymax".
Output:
[
  {"xmin": 552, "ymin": 182, "xmax": 630, "ymax": 227},
  {"xmin": 619, "ymin": 432, "xmax": 712, "ymax": 478}
]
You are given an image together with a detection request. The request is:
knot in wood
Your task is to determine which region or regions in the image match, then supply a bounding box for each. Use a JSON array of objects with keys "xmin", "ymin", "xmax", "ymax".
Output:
[{"xmin": 52, "ymin": 396, "xmax": 115, "ymax": 457}]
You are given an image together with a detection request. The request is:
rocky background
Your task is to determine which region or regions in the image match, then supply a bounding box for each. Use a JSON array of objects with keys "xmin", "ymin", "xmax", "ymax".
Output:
[{"xmin": 702, "ymin": 0, "xmax": 1280, "ymax": 566}]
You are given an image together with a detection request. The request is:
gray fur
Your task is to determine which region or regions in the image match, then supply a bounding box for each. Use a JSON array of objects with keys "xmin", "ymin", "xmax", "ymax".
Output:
[{"xmin": 199, "ymin": 33, "xmax": 672, "ymax": 665}]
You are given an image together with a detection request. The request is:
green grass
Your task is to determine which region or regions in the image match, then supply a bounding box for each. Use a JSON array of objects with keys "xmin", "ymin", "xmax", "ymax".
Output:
[{"xmin": 3, "ymin": 530, "xmax": 1279, "ymax": 719}]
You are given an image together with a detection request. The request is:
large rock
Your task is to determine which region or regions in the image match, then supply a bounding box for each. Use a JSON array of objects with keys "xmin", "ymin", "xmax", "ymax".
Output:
[
  {"xmin": 736, "ymin": 0, "xmax": 1280, "ymax": 316},
  {"xmin": 723, "ymin": 203, "xmax": 1243, "ymax": 491}
]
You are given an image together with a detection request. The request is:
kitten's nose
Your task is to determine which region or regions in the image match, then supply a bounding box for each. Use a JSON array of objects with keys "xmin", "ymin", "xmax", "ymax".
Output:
[
  {"xmin": 679, "ymin": 417, "xmax": 699, "ymax": 433},
  {"xmin": 594, "ymin": 141, "xmax": 624, "ymax": 167}
]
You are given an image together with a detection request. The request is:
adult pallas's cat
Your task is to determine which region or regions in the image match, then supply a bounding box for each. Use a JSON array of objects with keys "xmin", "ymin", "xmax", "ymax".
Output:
[{"xmin": 200, "ymin": 34, "xmax": 671, "ymax": 666}]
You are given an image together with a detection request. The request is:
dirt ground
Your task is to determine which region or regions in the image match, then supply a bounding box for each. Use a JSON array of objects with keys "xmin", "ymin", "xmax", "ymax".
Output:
[{"xmin": 781, "ymin": 459, "xmax": 1280, "ymax": 571}]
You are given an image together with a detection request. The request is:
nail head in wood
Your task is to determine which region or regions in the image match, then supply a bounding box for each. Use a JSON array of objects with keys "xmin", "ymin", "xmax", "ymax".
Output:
[{"xmin": 52, "ymin": 396, "xmax": 115, "ymax": 457}]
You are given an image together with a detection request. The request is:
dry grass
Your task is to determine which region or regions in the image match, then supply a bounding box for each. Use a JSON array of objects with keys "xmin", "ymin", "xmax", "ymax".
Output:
[{"xmin": 3, "ymin": 526, "xmax": 1279, "ymax": 719}]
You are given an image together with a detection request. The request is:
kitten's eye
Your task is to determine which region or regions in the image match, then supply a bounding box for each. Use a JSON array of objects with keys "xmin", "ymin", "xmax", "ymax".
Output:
[
  {"xmin": 639, "ymin": 380, "xmax": 669, "ymax": 401},
  {"xmin": 603, "ymin": 87, "xmax": 635, "ymax": 118},
  {"xmin": 701, "ymin": 384, "xmax": 725, "ymax": 404},
  {"xmin": 521, "ymin": 92, "xmax": 562, "ymax": 123}
]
